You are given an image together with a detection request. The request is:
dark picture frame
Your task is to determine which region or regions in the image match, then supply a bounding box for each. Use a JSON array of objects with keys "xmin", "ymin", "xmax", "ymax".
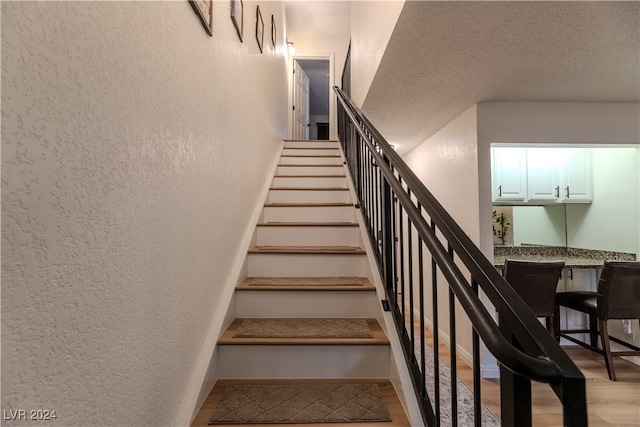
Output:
[
  {"xmin": 230, "ymin": 0, "xmax": 243, "ymax": 42},
  {"xmin": 271, "ymin": 15, "xmax": 276, "ymax": 49},
  {"xmin": 189, "ymin": 0, "xmax": 213, "ymax": 36},
  {"xmin": 256, "ymin": 5, "xmax": 264, "ymax": 53}
]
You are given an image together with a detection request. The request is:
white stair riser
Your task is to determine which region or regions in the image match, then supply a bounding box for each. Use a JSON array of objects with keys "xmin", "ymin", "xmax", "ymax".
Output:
[
  {"xmin": 272, "ymin": 176, "xmax": 347, "ymax": 187},
  {"xmin": 276, "ymin": 165, "xmax": 345, "ymax": 176},
  {"xmin": 282, "ymin": 149, "xmax": 340, "ymax": 156},
  {"xmin": 247, "ymin": 253, "xmax": 368, "ymax": 277},
  {"xmin": 261, "ymin": 206, "xmax": 356, "ymax": 223},
  {"xmin": 255, "ymin": 226, "xmax": 361, "ymax": 246},
  {"xmin": 284, "ymin": 141, "xmax": 339, "ymax": 149},
  {"xmin": 218, "ymin": 345, "xmax": 390, "ymax": 379},
  {"xmin": 280, "ymin": 156, "xmax": 342, "ymax": 165},
  {"xmin": 267, "ymin": 190, "xmax": 351, "ymax": 204},
  {"xmin": 235, "ymin": 290, "xmax": 379, "ymax": 318}
]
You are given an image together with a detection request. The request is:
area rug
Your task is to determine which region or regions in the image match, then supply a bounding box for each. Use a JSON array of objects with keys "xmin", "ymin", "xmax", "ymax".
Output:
[
  {"xmin": 209, "ymin": 383, "xmax": 391, "ymax": 424},
  {"xmin": 233, "ymin": 318, "xmax": 373, "ymax": 338},
  {"xmin": 417, "ymin": 341, "xmax": 501, "ymax": 427}
]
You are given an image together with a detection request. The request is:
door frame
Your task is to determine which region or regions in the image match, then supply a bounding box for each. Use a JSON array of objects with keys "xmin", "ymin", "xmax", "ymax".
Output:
[{"xmin": 288, "ymin": 54, "xmax": 336, "ymax": 141}]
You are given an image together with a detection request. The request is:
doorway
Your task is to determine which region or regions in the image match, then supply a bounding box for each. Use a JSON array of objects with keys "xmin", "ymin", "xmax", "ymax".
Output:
[{"xmin": 292, "ymin": 58, "xmax": 331, "ymax": 140}]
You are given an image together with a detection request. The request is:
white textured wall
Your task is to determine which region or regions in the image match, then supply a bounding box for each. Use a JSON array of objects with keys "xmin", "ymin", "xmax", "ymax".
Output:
[
  {"xmin": 404, "ymin": 106, "xmax": 480, "ymax": 239},
  {"xmin": 1, "ymin": 1, "xmax": 287, "ymax": 426},
  {"xmin": 402, "ymin": 105, "xmax": 480, "ymax": 367},
  {"xmin": 350, "ymin": 0, "xmax": 405, "ymax": 108}
]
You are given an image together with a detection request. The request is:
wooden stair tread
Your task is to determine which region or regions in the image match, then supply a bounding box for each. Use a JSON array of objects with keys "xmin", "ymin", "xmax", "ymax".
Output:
[
  {"xmin": 218, "ymin": 318, "xmax": 388, "ymax": 345},
  {"xmin": 284, "ymin": 139, "xmax": 339, "ymax": 143},
  {"xmin": 248, "ymin": 246, "xmax": 366, "ymax": 254},
  {"xmin": 192, "ymin": 379, "xmax": 411, "ymax": 427},
  {"xmin": 283, "ymin": 147, "xmax": 340, "ymax": 150},
  {"xmin": 237, "ymin": 276, "xmax": 375, "ymax": 291},
  {"xmin": 270, "ymin": 186, "xmax": 349, "ymax": 191},
  {"xmin": 278, "ymin": 165, "xmax": 343, "ymax": 168},
  {"xmin": 264, "ymin": 202, "xmax": 354, "ymax": 207},
  {"xmin": 274, "ymin": 174, "xmax": 346, "ymax": 178},
  {"xmin": 281, "ymin": 154, "xmax": 341, "ymax": 158},
  {"xmin": 257, "ymin": 222, "xmax": 358, "ymax": 227}
]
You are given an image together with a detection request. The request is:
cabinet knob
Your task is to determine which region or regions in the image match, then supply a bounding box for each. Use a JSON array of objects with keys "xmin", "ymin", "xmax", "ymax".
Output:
[
  {"xmin": 565, "ymin": 186, "xmax": 570, "ymax": 199},
  {"xmin": 498, "ymin": 185, "xmax": 502, "ymax": 197},
  {"xmin": 555, "ymin": 186, "xmax": 560, "ymax": 198}
]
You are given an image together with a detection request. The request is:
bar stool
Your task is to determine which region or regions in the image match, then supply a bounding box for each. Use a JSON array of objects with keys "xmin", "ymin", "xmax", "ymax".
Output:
[
  {"xmin": 503, "ymin": 259, "xmax": 565, "ymax": 337},
  {"xmin": 555, "ymin": 261, "xmax": 640, "ymax": 381}
]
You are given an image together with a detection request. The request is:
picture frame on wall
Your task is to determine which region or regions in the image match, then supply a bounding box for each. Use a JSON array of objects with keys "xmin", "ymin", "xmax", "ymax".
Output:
[
  {"xmin": 256, "ymin": 5, "xmax": 264, "ymax": 53},
  {"xmin": 271, "ymin": 15, "xmax": 276, "ymax": 49},
  {"xmin": 189, "ymin": 0, "xmax": 213, "ymax": 36},
  {"xmin": 230, "ymin": 0, "xmax": 243, "ymax": 42}
]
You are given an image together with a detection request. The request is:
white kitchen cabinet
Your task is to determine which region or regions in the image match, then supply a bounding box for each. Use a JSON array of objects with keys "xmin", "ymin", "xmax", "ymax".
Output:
[
  {"xmin": 526, "ymin": 148, "xmax": 561, "ymax": 202},
  {"xmin": 560, "ymin": 148, "xmax": 593, "ymax": 203},
  {"xmin": 492, "ymin": 147, "xmax": 527, "ymax": 202},
  {"xmin": 492, "ymin": 146, "xmax": 593, "ymax": 205}
]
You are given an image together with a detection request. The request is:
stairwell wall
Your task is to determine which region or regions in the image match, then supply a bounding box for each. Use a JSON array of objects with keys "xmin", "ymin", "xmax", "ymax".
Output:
[
  {"xmin": 1, "ymin": 2, "xmax": 287, "ymax": 426},
  {"xmin": 350, "ymin": 0, "xmax": 405, "ymax": 108}
]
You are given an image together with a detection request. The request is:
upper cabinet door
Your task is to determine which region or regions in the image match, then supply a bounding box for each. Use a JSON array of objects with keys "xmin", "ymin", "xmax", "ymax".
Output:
[
  {"xmin": 526, "ymin": 148, "xmax": 561, "ymax": 202},
  {"xmin": 492, "ymin": 147, "xmax": 527, "ymax": 202},
  {"xmin": 561, "ymin": 148, "xmax": 593, "ymax": 203}
]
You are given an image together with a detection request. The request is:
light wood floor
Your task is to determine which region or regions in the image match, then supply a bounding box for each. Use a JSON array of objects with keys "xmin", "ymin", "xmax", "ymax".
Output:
[
  {"xmin": 413, "ymin": 309, "xmax": 640, "ymax": 427},
  {"xmin": 451, "ymin": 345, "xmax": 640, "ymax": 427}
]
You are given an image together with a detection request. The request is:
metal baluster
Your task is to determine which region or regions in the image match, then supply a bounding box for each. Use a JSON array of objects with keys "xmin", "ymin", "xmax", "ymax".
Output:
[
  {"xmin": 448, "ymin": 244, "xmax": 458, "ymax": 427},
  {"xmin": 418, "ymin": 203, "xmax": 427, "ymax": 410},
  {"xmin": 472, "ymin": 278, "xmax": 482, "ymax": 427},
  {"xmin": 431, "ymin": 219, "xmax": 441, "ymax": 425}
]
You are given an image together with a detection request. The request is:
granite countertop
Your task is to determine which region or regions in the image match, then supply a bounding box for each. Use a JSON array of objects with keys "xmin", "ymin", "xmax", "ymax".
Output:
[{"xmin": 493, "ymin": 246, "xmax": 636, "ymax": 269}]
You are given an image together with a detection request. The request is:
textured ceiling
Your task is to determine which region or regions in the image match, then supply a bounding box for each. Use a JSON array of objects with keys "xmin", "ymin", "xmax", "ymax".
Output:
[{"xmin": 363, "ymin": 1, "xmax": 640, "ymax": 155}]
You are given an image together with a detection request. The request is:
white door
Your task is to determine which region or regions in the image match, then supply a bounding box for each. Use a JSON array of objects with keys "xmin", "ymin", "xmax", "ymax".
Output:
[{"xmin": 293, "ymin": 60, "xmax": 310, "ymax": 140}]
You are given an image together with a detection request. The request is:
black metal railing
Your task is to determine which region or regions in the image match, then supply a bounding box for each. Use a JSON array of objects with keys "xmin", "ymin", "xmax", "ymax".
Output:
[{"xmin": 334, "ymin": 86, "xmax": 587, "ymax": 427}]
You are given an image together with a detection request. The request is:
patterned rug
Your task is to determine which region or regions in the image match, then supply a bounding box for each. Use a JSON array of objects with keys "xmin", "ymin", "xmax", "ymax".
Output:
[
  {"xmin": 233, "ymin": 318, "xmax": 374, "ymax": 338},
  {"xmin": 418, "ymin": 341, "xmax": 501, "ymax": 427},
  {"xmin": 209, "ymin": 383, "xmax": 391, "ymax": 424}
]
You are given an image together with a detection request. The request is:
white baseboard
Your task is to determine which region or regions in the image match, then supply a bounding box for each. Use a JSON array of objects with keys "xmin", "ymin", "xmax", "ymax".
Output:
[
  {"xmin": 410, "ymin": 307, "xmax": 474, "ymax": 369},
  {"xmin": 481, "ymin": 363, "xmax": 501, "ymax": 379}
]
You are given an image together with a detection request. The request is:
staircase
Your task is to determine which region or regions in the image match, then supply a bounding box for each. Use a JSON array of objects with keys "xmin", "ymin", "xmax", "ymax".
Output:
[{"xmin": 195, "ymin": 140, "xmax": 412, "ymax": 426}]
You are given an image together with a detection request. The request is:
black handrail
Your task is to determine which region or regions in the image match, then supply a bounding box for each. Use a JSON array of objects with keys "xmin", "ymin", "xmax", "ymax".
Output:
[{"xmin": 334, "ymin": 86, "xmax": 587, "ymax": 427}]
